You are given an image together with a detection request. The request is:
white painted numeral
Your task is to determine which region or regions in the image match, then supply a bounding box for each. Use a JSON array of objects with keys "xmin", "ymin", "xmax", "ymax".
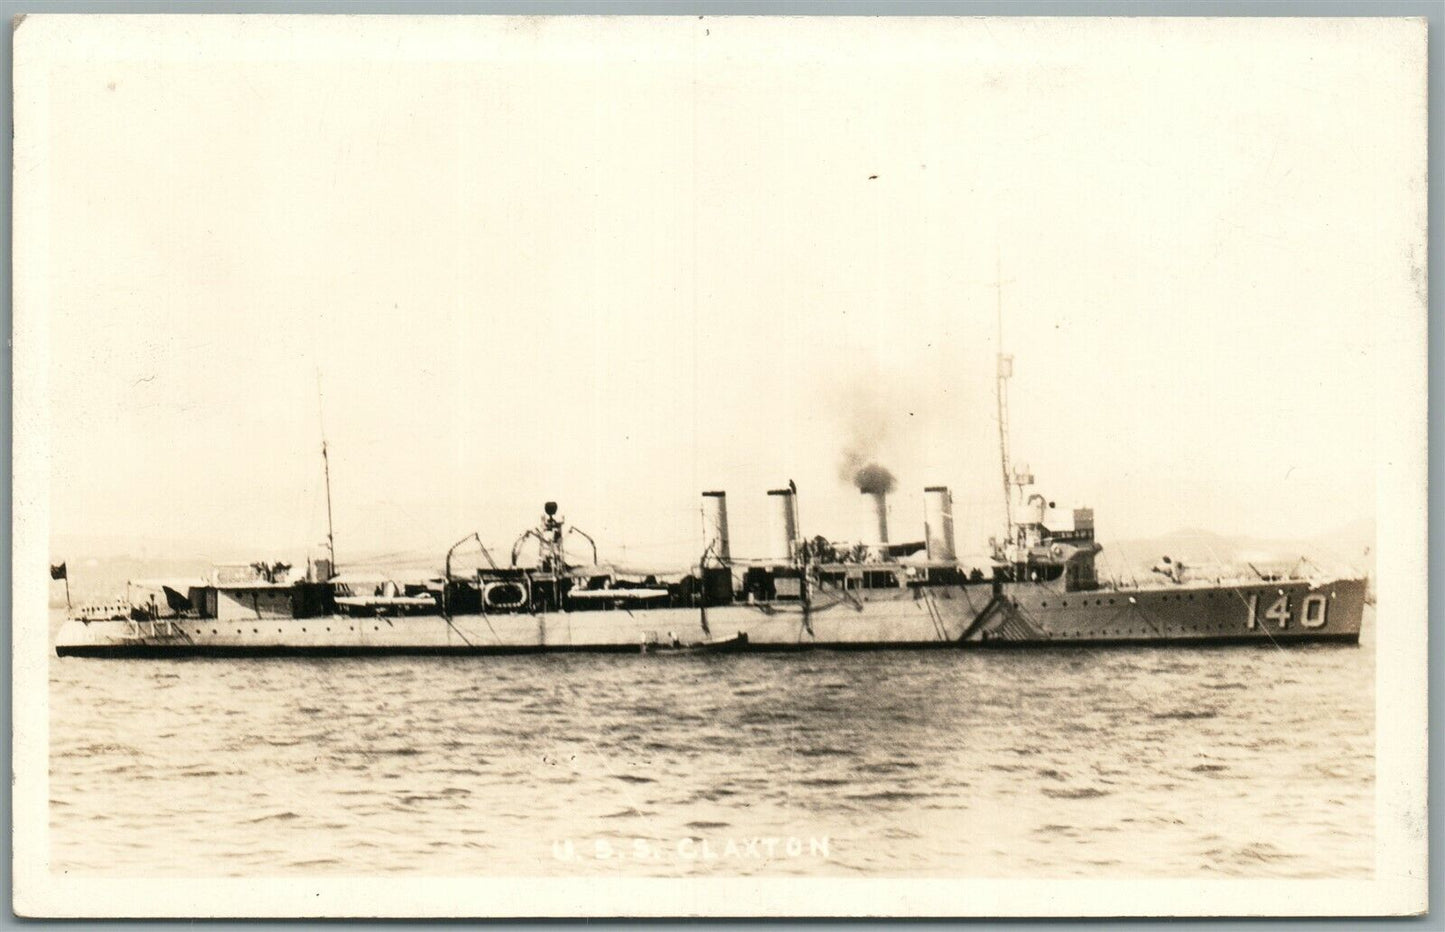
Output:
[
  {"xmin": 1264, "ymin": 595, "xmax": 1290, "ymax": 629},
  {"xmin": 1246, "ymin": 593, "xmax": 1258, "ymax": 629},
  {"xmin": 1300, "ymin": 594, "xmax": 1328, "ymax": 629}
]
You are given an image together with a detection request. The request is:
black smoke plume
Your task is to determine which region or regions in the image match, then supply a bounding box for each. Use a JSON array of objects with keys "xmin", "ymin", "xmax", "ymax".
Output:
[{"xmin": 840, "ymin": 450, "xmax": 897, "ymax": 495}]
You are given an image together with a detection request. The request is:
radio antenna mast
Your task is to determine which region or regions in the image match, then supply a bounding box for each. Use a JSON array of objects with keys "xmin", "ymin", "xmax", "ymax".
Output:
[
  {"xmin": 993, "ymin": 250, "xmax": 1016, "ymax": 539},
  {"xmin": 316, "ymin": 369, "xmax": 336, "ymax": 573}
]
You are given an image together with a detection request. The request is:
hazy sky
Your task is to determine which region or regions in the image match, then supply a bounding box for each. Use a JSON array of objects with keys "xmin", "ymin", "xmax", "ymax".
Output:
[{"xmin": 24, "ymin": 16, "xmax": 1423, "ymax": 569}]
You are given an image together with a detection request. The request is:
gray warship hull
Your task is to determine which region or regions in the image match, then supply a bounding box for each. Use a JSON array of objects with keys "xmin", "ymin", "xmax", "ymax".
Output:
[{"xmin": 54, "ymin": 575, "xmax": 1366, "ymax": 657}]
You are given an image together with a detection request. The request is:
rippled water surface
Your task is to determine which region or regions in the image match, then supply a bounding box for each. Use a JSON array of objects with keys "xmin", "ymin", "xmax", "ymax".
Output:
[{"xmin": 50, "ymin": 611, "xmax": 1374, "ymax": 877}]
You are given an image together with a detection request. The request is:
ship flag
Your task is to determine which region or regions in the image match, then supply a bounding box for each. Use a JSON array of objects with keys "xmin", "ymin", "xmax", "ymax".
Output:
[{"xmin": 50, "ymin": 561, "xmax": 70, "ymax": 610}]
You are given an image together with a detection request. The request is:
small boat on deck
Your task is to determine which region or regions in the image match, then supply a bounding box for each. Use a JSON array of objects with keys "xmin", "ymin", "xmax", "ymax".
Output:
[{"xmin": 330, "ymin": 571, "xmax": 443, "ymax": 617}]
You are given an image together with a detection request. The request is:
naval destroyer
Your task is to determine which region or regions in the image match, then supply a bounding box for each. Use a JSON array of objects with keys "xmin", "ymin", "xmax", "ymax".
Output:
[{"xmin": 53, "ymin": 349, "xmax": 1367, "ymax": 657}]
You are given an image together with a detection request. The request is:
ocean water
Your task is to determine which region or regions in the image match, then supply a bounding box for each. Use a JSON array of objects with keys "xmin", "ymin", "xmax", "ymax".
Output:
[{"xmin": 48, "ymin": 610, "xmax": 1374, "ymax": 878}]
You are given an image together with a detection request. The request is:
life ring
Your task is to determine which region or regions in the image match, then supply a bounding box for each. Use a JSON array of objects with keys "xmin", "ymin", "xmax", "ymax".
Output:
[
  {"xmin": 1050, "ymin": 544, "xmax": 1064, "ymax": 558},
  {"xmin": 484, "ymin": 582, "xmax": 526, "ymax": 609}
]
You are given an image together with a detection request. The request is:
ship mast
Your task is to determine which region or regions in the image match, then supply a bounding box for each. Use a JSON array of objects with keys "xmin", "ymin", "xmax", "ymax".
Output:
[
  {"xmin": 322, "ymin": 439, "xmax": 336, "ymax": 570},
  {"xmin": 993, "ymin": 252, "xmax": 1015, "ymax": 540},
  {"xmin": 317, "ymin": 371, "xmax": 336, "ymax": 574}
]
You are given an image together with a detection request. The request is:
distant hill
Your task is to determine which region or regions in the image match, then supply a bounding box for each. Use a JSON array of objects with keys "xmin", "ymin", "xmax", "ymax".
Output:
[
  {"xmin": 47, "ymin": 555, "xmax": 218, "ymax": 609},
  {"xmin": 1100, "ymin": 517, "xmax": 1375, "ymax": 586},
  {"xmin": 46, "ymin": 544, "xmax": 443, "ymax": 610}
]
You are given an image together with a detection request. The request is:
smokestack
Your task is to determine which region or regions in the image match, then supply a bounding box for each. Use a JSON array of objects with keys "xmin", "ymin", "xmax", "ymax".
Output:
[
  {"xmin": 766, "ymin": 488, "xmax": 797, "ymax": 563},
  {"xmin": 924, "ymin": 486, "xmax": 956, "ymax": 562},
  {"xmin": 861, "ymin": 490, "xmax": 889, "ymax": 545},
  {"xmin": 700, "ymin": 491, "xmax": 731, "ymax": 564}
]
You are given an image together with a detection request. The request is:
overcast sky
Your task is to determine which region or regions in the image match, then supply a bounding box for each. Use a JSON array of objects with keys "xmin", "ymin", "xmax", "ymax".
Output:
[{"xmin": 22, "ymin": 16, "xmax": 1424, "ymax": 569}]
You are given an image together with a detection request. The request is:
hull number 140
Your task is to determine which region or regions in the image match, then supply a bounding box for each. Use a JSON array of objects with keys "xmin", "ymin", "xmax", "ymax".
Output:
[{"xmin": 1246, "ymin": 593, "xmax": 1327, "ymax": 629}]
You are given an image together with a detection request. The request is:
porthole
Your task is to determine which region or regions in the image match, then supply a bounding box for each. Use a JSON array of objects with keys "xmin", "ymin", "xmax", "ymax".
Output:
[
  {"xmin": 302, "ymin": 628, "xmax": 306, "ymax": 633},
  {"xmin": 1041, "ymin": 601, "xmax": 1048, "ymax": 608},
  {"xmin": 252, "ymin": 628, "xmax": 258, "ymax": 634},
  {"xmin": 236, "ymin": 629, "xmax": 242, "ymax": 635},
  {"xmin": 326, "ymin": 627, "xmax": 331, "ymax": 632},
  {"xmin": 212, "ymin": 629, "xmax": 217, "ymax": 635}
]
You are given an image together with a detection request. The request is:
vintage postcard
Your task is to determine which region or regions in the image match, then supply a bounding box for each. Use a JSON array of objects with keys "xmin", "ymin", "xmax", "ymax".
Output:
[{"xmin": 11, "ymin": 14, "xmax": 1428, "ymax": 917}]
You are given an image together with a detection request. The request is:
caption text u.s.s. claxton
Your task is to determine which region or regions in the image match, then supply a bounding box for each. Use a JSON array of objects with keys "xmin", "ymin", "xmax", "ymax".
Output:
[{"xmin": 552, "ymin": 835, "xmax": 832, "ymax": 864}]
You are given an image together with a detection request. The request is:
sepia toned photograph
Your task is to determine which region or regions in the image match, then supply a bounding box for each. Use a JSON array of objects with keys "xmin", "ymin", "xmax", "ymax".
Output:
[{"xmin": 11, "ymin": 13, "xmax": 1428, "ymax": 918}]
